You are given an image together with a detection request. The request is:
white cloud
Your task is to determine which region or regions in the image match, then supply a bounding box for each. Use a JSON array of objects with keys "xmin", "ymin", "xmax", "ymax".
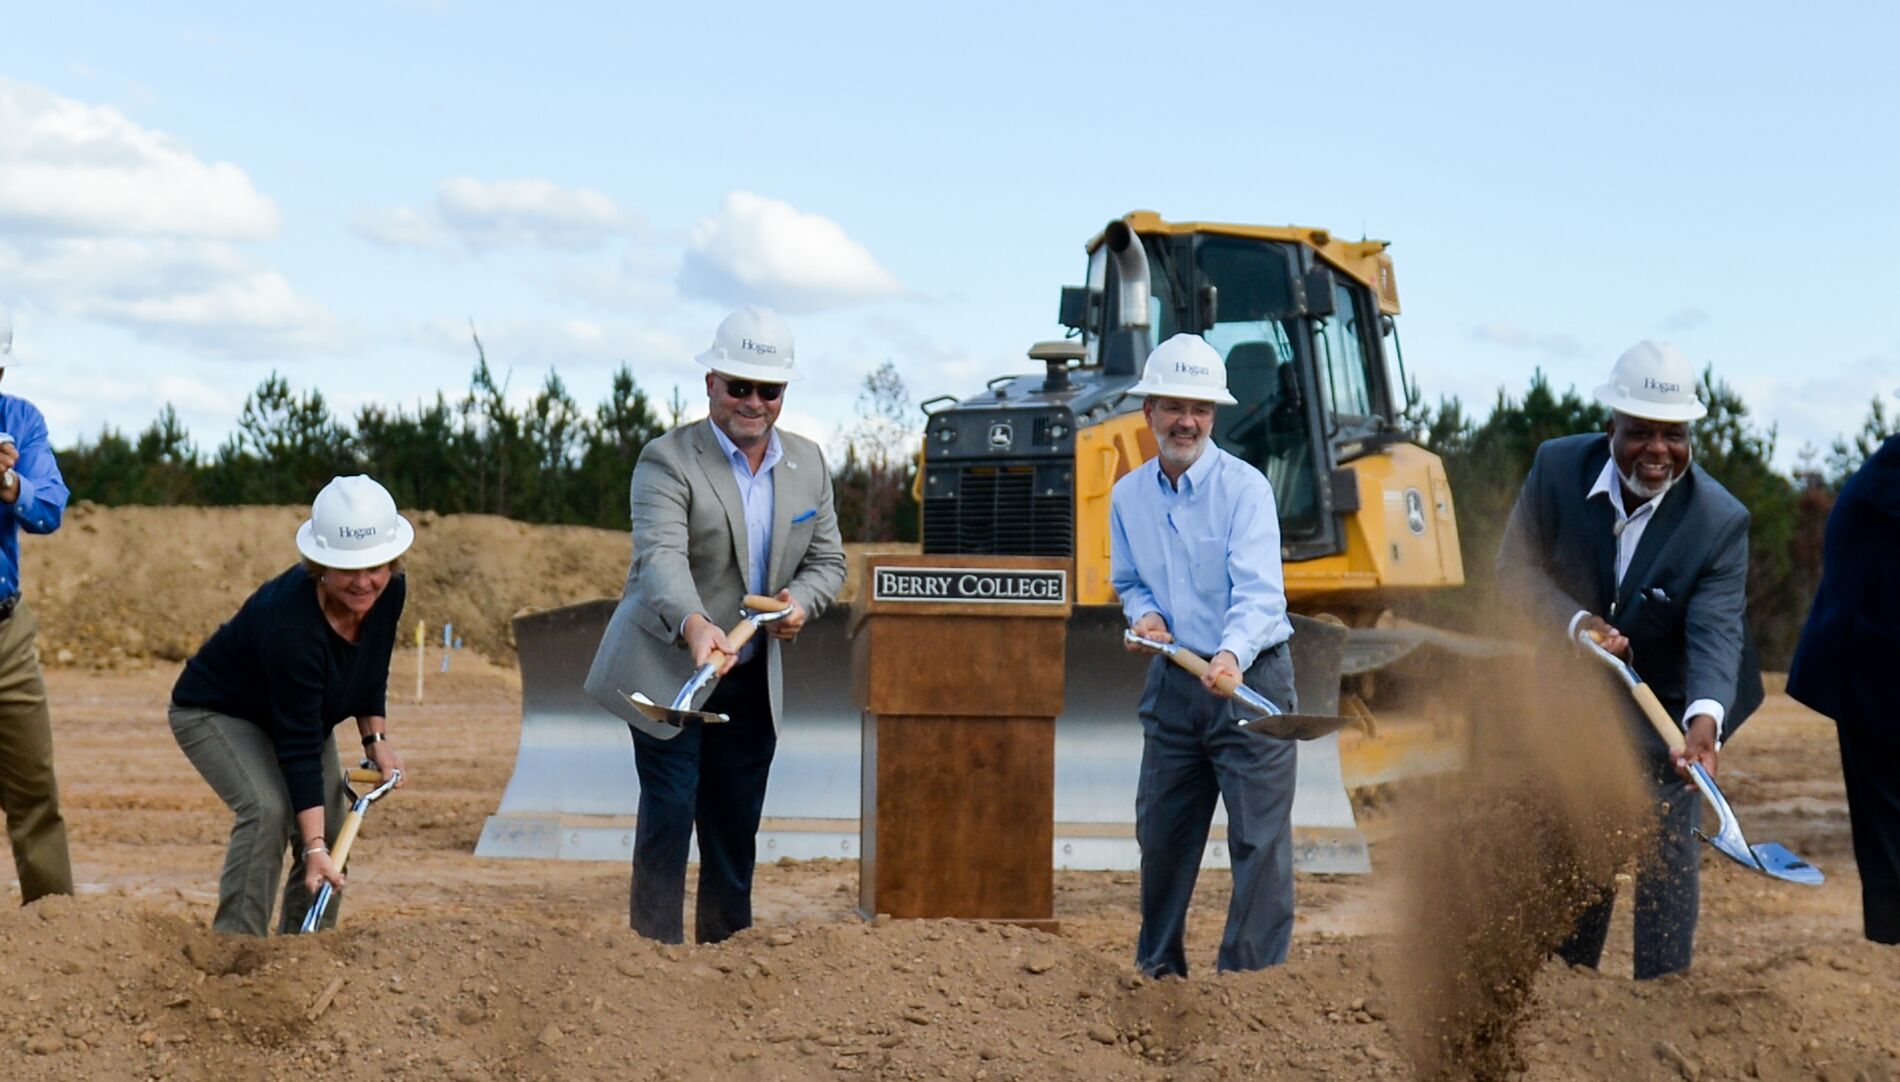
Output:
[
  {"xmin": 0, "ymin": 236, "xmax": 345, "ymax": 360},
  {"xmin": 678, "ymin": 191, "xmax": 901, "ymax": 313},
  {"xmin": 0, "ymin": 78, "xmax": 340, "ymax": 362},
  {"xmin": 1468, "ymin": 321, "xmax": 1585, "ymax": 360},
  {"xmin": 0, "ymin": 76, "xmax": 278, "ymax": 240},
  {"xmin": 356, "ymin": 177, "xmax": 636, "ymax": 252},
  {"xmin": 351, "ymin": 206, "xmax": 453, "ymax": 252}
]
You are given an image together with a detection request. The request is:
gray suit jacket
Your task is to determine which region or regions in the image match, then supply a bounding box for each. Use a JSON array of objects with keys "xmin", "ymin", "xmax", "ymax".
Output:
[
  {"xmin": 584, "ymin": 419, "xmax": 847, "ymax": 740},
  {"xmin": 1495, "ymin": 433, "xmax": 1763, "ymax": 747}
]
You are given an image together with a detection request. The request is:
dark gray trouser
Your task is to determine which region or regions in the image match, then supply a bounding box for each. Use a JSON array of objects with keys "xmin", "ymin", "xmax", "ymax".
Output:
[
  {"xmin": 1557, "ymin": 754, "xmax": 1701, "ymax": 979},
  {"xmin": 0, "ymin": 601, "xmax": 72, "ymax": 903},
  {"xmin": 1135, "ymin": 642, "xmax": 1298, "ymax": 977},
  {"xmin": 629, "ymin": 650, "xmax": 776, "ymax": 945},
  {"xmin": 1836, "ymin": 717, "xmax": 1900, "ymax": 944},
  {"xmin": 169, "ymin": 704, "xmax": 346, "ymax": 936}
]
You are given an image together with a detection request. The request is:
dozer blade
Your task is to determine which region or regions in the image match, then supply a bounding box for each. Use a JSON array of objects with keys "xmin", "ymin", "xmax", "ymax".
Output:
[{"xmin": 480, "ymin": 601, "xmax": 1369, "ymax": 874}]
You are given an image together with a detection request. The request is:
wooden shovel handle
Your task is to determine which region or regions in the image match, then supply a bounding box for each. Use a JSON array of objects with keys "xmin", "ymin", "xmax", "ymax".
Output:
[
  {"xmin": 345, "ymin": 768, "xmax": 385, "ymax": 786},
  {"xmin": 1161, "ymin": 643, "xmax": 1243, "ymax": 696},
  {"xmin": 1585, "ymin": 631, "xmax": 1686, "ymax": 753},
  {"xmin": 1630, "ymin": 682, "xmax": 1687, "ymax": 753},
  {"xmin": 724, "ymin": 594, "xmax": 790, "ymax": 652},
  {"xmin": 727, "ymin": 620, "xmax": 760, "ymax": 652},
  {"xmin": 329, "ymin": 811, "xmax": 366, "ymax": 871}
]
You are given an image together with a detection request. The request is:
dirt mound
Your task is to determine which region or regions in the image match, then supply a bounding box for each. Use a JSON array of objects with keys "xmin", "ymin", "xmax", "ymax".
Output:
[
  {"xmin": 22, "ymin": 503, "xmax": 632, "ymax": 668},
  {"xmin": 22, "ymin": 503, "xmax": 912, "ymax": 669}
]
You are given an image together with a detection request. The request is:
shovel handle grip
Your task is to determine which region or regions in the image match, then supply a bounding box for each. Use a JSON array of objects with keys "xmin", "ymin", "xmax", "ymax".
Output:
[
  {"xmin": 742, "ymin": 594, "xmax": 789, "ymax": 613},
  {"xmin": 345, "ymin": 768, "xmax": 385, "ymax": 786}
]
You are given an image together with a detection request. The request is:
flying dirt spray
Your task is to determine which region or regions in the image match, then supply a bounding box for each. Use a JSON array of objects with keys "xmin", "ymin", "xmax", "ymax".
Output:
[{"xmin": 1389, "ymin": 621, "xmax": 1651, "ymax": 1081}]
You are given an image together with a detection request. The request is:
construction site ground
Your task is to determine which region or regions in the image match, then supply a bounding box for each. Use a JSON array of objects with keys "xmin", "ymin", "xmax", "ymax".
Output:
[{"xmin": 4, "ymin": 506, "xmax": 1896, "ymax": 1081}]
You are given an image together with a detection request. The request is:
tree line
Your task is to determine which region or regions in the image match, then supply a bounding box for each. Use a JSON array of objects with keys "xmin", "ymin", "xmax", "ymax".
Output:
[{"xmin": 56, "ymin": 339, "xmax": 1894, "ymax": 667}]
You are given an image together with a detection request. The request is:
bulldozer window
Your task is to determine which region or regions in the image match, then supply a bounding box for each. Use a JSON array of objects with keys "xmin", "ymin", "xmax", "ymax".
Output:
[
  {"xmin": 1314, "ymin": 280, "xmax": 1376, "ymax": 430},
  {"xmin": 1188, "ymin": 237, "xmax": 1324, "ymax": 540}
]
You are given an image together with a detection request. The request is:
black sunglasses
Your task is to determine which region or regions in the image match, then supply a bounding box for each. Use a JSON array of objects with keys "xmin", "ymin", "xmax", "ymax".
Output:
[{"xmin": 719, "ymin": 377, "xmax": 784, "ymax": 402}]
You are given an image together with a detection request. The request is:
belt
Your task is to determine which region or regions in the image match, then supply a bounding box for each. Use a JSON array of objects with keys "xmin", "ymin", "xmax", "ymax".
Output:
[{"xmin": 0, "ymin": 594, "xmax": 16, "ymax": 621}]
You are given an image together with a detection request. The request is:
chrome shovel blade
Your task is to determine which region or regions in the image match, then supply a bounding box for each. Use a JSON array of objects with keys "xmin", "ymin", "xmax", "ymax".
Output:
[
  {"xmin": 1687, "ymin": 762, "xmax": 1822, "ymax": 885},
  {"xmin": 1749, "ymin": 842, "xmax": 1825, "ymax": 886},
  {"xmin": 1237, "ymin": 711, "xmax": 1353, "ymax": 741},
  {"xmin": 626, "ymin": 691, "xmax": 729, "ymax": 727},
  {"xmin": 1229, "ymin": 681, "xmax": 1350, "ymax": 741}
]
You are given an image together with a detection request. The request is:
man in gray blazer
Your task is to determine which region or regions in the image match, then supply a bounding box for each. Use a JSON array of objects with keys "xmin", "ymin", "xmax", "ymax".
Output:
[
  {"xmin": 1496, "ymin": 340, "xmax": 1762, "ymax": 979},
  {"xmin": 584, "ymin": 306, "xmax": 846, "ymax": 944}
]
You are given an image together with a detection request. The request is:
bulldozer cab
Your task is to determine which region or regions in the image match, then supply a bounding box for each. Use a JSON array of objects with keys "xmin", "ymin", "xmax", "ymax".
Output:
[{"xmin": 1068, "ymin": 213, "xmax": 1408, "ymax": 565}]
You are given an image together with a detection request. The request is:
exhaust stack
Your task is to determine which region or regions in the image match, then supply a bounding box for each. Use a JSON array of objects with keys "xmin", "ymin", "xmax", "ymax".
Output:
[{"xmin": 1100, "ymin": 219, "xmax": 1152, "ymax": 378}]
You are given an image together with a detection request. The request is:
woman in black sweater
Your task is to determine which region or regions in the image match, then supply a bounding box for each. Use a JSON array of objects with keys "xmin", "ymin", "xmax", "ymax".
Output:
[{"xmin": 171, "ymin": 475, "xmax": 413, "ymax": 935}]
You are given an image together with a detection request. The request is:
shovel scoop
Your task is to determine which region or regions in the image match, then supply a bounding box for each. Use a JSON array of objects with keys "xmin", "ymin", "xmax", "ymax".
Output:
[
  {"xmin": 626, "ymin": 594, "xmax": 792, "ymax": 727},
  {"xmin": 1123, "ymin": 630, "xmax": 1349, "ymax": 740},
  {"xmin": 1576, "ymin": 629, "xmax": 1822, "ymax": 886}
]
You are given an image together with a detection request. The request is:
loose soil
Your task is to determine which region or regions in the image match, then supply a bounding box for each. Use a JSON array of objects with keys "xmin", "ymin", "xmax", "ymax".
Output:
[{"xmin": 4, "ymin": 506, "xmax": 1896, "ymax": 1080}]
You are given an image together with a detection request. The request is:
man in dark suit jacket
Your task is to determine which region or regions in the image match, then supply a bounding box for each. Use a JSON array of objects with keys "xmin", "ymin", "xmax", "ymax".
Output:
[
  {"xmin": 1496, "ymin": 341, "xmax": 1763, "ymax": 979},
  {"xmin": 1787, "ymin": 430, "xmax": 1900, "ymax": 944},
  {"xmin": 584, "ymin": 307, "xmax": 846, "ymax": 944}
]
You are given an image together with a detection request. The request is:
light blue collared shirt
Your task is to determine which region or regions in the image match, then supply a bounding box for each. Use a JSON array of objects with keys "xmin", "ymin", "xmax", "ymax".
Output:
[
  {"xmin": 709, "ymin": 421, "xmax": 782, "ymax": 661},
  {"xmin": 1109, "ymin": 444, "xmax": 1291, "ymax": 671},
  {"xmin": 0, "ymin": 394, "xmax": 68, "ymax": 600}
]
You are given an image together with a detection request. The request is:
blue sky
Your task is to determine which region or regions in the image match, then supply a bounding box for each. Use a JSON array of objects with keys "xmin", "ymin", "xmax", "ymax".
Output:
[{"xmin": 3, "ymin": 2, "xmax": 1896, "ymax": 472}]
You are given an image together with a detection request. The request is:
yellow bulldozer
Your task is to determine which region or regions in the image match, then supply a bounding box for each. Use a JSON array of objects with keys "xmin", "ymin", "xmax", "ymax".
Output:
[
  {"xmin": 916, "ymin": 210, "xmax": 1497, "ymax": 802},
  {"xmin": 479, "ymin": 211, "xmax": 1497, "ymax": 874}
]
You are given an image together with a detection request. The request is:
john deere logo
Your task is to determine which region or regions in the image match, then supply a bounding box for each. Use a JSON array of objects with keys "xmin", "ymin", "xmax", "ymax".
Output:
[
  {"xmin": 1403, "ymin": 488, "xmax": 1427, "ymax": 536},
  {"xmin": 987, "ymin": 422, "xmax": 1012, "ymax": 450}
]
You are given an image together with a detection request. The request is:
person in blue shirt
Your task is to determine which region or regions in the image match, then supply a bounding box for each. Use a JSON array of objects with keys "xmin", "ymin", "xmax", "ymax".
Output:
[
  {"xmin": 1110, "ymin": 333, "xmax": 1297, "ymax": 976},
  {"xmin": 0, "ymin": 307, "xmax": 74, "ymax": 904}
]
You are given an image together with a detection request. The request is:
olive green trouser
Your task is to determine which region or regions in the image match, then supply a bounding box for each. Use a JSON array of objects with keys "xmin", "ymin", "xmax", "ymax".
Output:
[
  {"xmin": 0, "ymin": 600, "xmax": 72, "ymax": 904},
  {"xmin": 169, "ymin": 704, "xmax": 346, "ymax": 936}
]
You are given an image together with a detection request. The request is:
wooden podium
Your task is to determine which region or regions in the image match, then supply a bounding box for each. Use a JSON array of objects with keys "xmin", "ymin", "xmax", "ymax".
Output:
[{"xmin": 853, "ymin": 555, "xmax": 1071, "ymax": 926}]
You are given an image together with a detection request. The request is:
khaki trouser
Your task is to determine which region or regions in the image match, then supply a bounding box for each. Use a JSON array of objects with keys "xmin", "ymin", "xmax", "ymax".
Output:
[
  {"xmin": 0, "ymin": 600, "xmax": 72, "ymax": 903},
  {"xmin": 169, "ymin": 704, "xmax": 346, "ymax": 936}
]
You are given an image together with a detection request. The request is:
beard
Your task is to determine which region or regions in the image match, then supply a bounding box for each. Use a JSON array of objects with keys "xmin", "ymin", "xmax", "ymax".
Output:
[
  {"xmin": 1157, "ymin": 432, "xmax": 1209, "ymax": 471},
  {"xmin": 1618, "ymin": 456, "xmax": 1687, "ymax": 501}
]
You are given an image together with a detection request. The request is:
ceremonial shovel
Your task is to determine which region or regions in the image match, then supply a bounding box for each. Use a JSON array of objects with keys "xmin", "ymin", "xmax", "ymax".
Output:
[
  {"xmin": 626, "ymin": 595, "xmax": 792, "ymax": 726},
  {"xmin": 300, "ymin": 765, "xmax": 403, "ymax": 933},
  {"xmin": 1123, "ymin": 630, "xmax": 1349, "ymax": 740},
  {"xmin": 1576, "ymin": 629, "xmax": 1822, "ymax": 885}
]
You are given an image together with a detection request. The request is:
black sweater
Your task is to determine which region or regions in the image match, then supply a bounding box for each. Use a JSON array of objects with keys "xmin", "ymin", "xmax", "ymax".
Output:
[{"xmin": 173, "ymin": 566, "xmax": 405, "ymax": 812}]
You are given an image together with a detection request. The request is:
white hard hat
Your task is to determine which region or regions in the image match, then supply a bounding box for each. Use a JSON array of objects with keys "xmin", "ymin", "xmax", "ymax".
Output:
[
  {"xmin": 695, "ymin": 306, "xmax": 799, "ymax": 383},
  {"xmin": 0, "ymin": 307, "xmax": 13, "ymax": 360},
  {"xmin": 1126, "ymin": 333, "xmax": 1237, "ymax": 405},
  {"xmin": 1593, "ymin": 340, "xmax": 1705, "ymax": 423},
  {"xmin": 295, "ymin": 475, "xmax": 416, "ymax": 570}
]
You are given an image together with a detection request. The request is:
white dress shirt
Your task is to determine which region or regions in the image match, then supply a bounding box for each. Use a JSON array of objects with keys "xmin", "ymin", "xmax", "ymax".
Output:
[
  {"xmin": 709, "ymin": 422, "xmax": 782, "ymax": 662},
  {"xmin": 1567, "ymin": 457, "xmax": 1726, "ymax": 740}
]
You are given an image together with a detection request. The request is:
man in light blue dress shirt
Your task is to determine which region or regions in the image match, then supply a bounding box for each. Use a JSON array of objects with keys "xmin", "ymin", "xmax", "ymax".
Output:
[
  {"xmin": 0, "ymin": 308, "xmax": 74, "ymax": 904},
  {"xmin": 1110, "ymin": 333, "xmax": 1297, "ymax": 976}
]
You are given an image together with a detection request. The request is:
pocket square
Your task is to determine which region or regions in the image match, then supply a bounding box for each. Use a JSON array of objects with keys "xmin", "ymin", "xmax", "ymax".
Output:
[{"xmin": 1648, "ymin": 586, "xmax": 1671, "ymax": 603}]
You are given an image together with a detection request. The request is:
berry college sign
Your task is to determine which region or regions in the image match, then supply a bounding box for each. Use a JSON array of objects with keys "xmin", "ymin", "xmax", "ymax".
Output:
[{"xmin": 872, "ymin": 566, "xmax": 1068, "ymax": 604}]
